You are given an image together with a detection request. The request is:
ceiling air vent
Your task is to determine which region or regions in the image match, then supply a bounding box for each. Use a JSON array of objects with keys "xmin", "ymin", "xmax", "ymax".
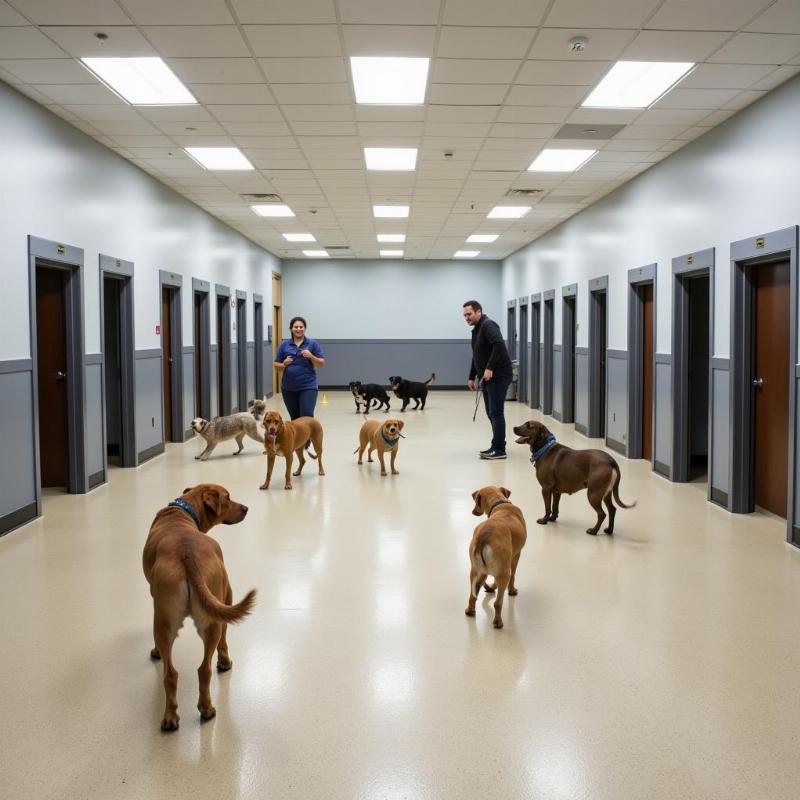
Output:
[
  {"xmin": 325, "ymin": 246, "xmax": 351, "ymax": 252},
  {"xmin": 554, "ymin": 123, "xmax": 626, "ymax": 140},
  {"xmin": 240, "ymin": 193, "xmax": 282, "ymax": 202},
  {"xmin": 506, "ymin": 188, "xmax": 545, "ymax": 198}
]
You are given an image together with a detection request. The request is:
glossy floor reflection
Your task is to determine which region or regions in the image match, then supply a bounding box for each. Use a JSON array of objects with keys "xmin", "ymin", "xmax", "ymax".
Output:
[{"xmin": 2, "ymin": 392, "xmax": 799, "ymax": 799}]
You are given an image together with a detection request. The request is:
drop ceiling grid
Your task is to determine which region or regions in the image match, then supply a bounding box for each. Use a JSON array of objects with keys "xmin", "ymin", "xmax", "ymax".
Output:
[{"xmin": 0, "ymin": 0, "xmax": 799, "ymax": 257}]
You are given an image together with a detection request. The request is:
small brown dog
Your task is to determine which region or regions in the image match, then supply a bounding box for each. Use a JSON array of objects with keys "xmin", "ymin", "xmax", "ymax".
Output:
[
  {"xmin": 466, "ymin": 486, "xmax": 527, "ymax": 629},
  {"xmin": 260, "ymin": 410, "xmax": 325, "ymax": 490},
  {"xmin": 513, "ymin": 419, "xmax": 636, "ymax": 535},
  {"xmin": 142, "ymin": 484, "xmax": 256, "ymax": 731},
  {"xmin": 354, "ymin": 417, "xmax": 405, "ymax": 476}
]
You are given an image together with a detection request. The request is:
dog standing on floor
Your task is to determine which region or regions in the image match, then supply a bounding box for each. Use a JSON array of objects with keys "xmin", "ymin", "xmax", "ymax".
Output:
[
  {"xmin": 191, "ymin": 413, "xmax": 263, "ymax": 460},
  {"xmin": 247, "ymin": 396, "xmax": 268, "ymax": 422},
  {"xmin": 513, "ymin": 419, "xmax": 636, "ymax": 535},
  {"xmin": 466, "ymin": 486, "xmax": 527, "ymax": 629},
  {"xmin": 348, "ymin": 380, "xmax": 392, "ymax": 414},
  {"xmin": 260, "ymin": 410, "xmax": 325, "ymax": 490},
  {"xmin": 354, "ymin": 417, "xmax": 405, "ymax": 476},
  {"xmin": 389, "ymin": 373, "xmax": 435, "ymax": 411},
  {"xmin": 142, "ymin": 484, "xmax": 256, "ymax": 731}
]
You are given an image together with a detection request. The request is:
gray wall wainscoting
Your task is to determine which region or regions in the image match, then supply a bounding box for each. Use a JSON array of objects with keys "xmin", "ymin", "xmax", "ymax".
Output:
[
  {"xmin": 316, "ymin": 340, "xmax": 472, "ymax": 389},
  {"xmin": 135, "ymin": 349, "xmax": 164, "ymax": 463},
  {"xmin": 654, "ymin": 353, "xmax": 672, "ymax": 477},
  {"xmin": 247, "ymin": 342, "xmax": 256, "ymax": 402},
  {"xmin": 606, "ymin": 350, "xmax": 628, "ymax": 455},
  {"xmin": 552, "ymin": 344, "xmax": 563, "ymax": 422},
  {"xmin": 182, "ymin": 347, "xmax": 195, "ymax": 440},
  {"xmin": 209, "ymin": 345, "xmax": 219, "ymax": 416},
  {"xmin": 711, "ymin": 358, "xmax": 730, "ymax": 508},
  {"xmin": 231, "ymin": 344, "xmax": 239, "ymax": 412},
  {"xmin": 84, "ymin": 352, "xmax": 105, "ymax": 488},
  {"xmin": 575, "ymin": 347, "xmax": 589, "ymax": 435}
]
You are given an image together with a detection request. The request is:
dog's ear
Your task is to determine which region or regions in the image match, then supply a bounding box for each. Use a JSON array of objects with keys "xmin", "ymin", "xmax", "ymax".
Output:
[
  {"xmin": 500, "ymin": 486, "xmax": 511, "ymax": 498},
  {"xmin": 202, "ymin": 487, "xmax": 222, "ymax": 519},
  {"xmin": 396, "ymin": 419, "xmax": 405, "ymax": 430},
  {"xmin": 183, "ymin": 487, "xmax": 192, "ymax": 495},
  {"xmin": 471, "ymin": 489, "xmax": 483, "ymax": 516}
]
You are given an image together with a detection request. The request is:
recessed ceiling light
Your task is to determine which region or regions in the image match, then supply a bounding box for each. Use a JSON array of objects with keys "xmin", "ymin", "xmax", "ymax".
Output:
[
  {"xmin": 528, "ymin": 148, "xmax": 597, "ymax": 172},
  {"xmin": 350, "ymin": 57, "xmax": 430, "ymax": 104},
  {"xmin": 380, "ymin": 249, "xmax": 404, "ymax": 257},
  {"xmin": 487, "ymin": 206, "xmax": 530, "ymax": 219},
  {"xmin": 303, "ymin": 250, "xmax": 329, "ymax": 258},
  {"xmin": 373, "ymin": 205, "xmax": 409, "ymax": 218},
  {"xmin": 80, "ymin": 57, "xmax": 197, "ymax": 105},
  {"xmin": 377, "ymin": 234, "xmax": 406, "ymax": 242},
  {"xmin": 454, "ymin": 250, "xmax": 480, "ymax": 258},
  {"xmin": 365, "ymin": 147, "xmax": 418, "ymax": 171},
  {"xmin": 251, "ymin": 204, "xmax": 295, "ymax": 217},
  {"xmin": 467, "ymin": 234, "xmax": 498, "ymax": 243},
  {"xmin": 582, "ymin": 60, "xmax": 695, "ymax": 109},
  {"xmin": 185, "ymin": 147, "xmax": 254, "ymax": 171},
  {"xmin": 283, "ymin": 233, "xmax": 315, "ymax": 242}
]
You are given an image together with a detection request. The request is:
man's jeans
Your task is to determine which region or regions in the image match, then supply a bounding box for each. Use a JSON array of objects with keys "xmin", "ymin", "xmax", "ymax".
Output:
[{"xmin": 482, "ymin": 373, "xmax": 512, "ymax": 453}]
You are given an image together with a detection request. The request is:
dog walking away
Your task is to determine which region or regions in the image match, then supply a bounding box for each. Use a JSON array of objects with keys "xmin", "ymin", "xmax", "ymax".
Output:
[
  {"xmin": 348, "ymin": 380, "xmax": 391, "ymax": 414},
  {"xmin": 388, "ymin": 372, "xmax": 435, "ymax": 411},
  {"xmin": 466, "ymin": 486, "xmax": 527, "ymax": 629},
  {"xmin": 260, "ymin": 410, "xmax": 325, "ymax": 490},
  {"xmin": 192, "ymin": 413, "xmax": 263, "ymax": 461},
  {"xmin": 354, "ymin": 417, "xmax": 405, "ymax": 476},
  {"xmin": 247, "ymin": 396, "xmax": 268, "ymax": 422},
  {"xmin": 142, "ymin": 484, "xmax": 256, "ymax": 731},
  {"xmin": 513, "ymin": 420, "xmax": 636, "ymax": 535}
]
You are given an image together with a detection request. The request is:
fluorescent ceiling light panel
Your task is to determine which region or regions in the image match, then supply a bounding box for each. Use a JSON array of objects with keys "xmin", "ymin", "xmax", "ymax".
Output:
[
  {"xmin": 351, "ymin": 57, "xmax": 429, "ymax": 104},
  {"xmin": 466, "ymin": 234, "xmax": 498, "ymax": 243},
  {"xmin": 454, "ymin": 250, "xmax": 480, "ymax": 258},
  {"xmin": 377, "ymin": 234, "xmax": 406, "ymax": 242},
  {"xmin": 80, "ymin": 57, "xmax": 196, "ymax": 105},
  {"xmin": 303, "ymin": 250, "xmax": 329, "ymax": 258},
  {"xmin": 365, "ymin": 147, "xmax": 417, "ymax": 171},
  {"xmin": 373, "ymin": 205, "xmax": 409, "ymax": 218},
  {"xmin": 251, "ymin": 204, "xmax": 295, "ymax": 217},
  {"xmin": 283, "ymin": 233, "xmax": 316, "ymax": 242},
  {"xmin": 185, "ymin": 147, "xmax": 254, "ymax": 171},
  {"xmin": 380, "ymin": 250, "xmax": 404, "ymax": 257},
  {"xmin": 582, "ymin": 60, "xmax": 694, "ymax": 109},
  {"xmin": 487, "ymin": 206, "xmax": 530, "ymax": 219},
  {"xmin": 528, "ymin": 148, "xmax": 596, "ymax": 172}
]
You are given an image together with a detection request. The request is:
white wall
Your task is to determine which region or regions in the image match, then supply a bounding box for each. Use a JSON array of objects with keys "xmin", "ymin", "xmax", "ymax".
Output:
[
  {"xmin": 0, "ymin": 81, "xmax": 280, "ymax": 360},
  {"xmin": 281, "ymin": 258, "xmax": 502, "ymax": 339},
  {"xmin": 502, "ymin": 73, "xmax": 800, "ymax": 357}
]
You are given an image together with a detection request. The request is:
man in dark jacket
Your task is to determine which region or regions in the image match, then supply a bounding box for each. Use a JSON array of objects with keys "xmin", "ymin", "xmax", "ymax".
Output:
[{"xmin": 463, "ymin": 300, "xmax": 513, "ymax": 459}]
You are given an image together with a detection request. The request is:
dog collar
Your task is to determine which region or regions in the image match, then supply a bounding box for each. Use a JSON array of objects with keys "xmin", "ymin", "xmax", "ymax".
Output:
[
  {"xmin": 487, "ymin": 498, "xmax": 512, "ymax": 517},
  {"xmin": 380, "ymin": 429, "xmax": 400, "ymax": 447},
  {"xmin": 168, "ymin": 498, "xmax": 201, "ymax": 528},
  {"xmin": 531, "ymin": 433, "xmax": 557, "ymax": 463}
]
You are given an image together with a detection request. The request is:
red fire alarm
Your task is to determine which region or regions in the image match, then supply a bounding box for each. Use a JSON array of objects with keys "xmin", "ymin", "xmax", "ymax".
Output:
[{"xmin": 155, "ymin": 324, "xmax": 161, "ymax": 335}]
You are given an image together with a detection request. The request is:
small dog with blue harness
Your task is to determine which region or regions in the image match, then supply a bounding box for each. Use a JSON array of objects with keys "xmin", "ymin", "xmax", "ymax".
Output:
[
  {"xmin": 513, "ymin": 420, "xmax": 636, "ymax": 535},
  {"xmin": 354, "ymin": 418, "xmax": 405, "ymax": 476}
]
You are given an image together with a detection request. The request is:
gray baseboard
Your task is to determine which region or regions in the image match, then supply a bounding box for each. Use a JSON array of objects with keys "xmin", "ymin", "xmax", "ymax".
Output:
[
  {"xmin": 654, "ymin": 460, "xmax": 670, "ymax": 478},
  {"xmin": 552, "ymin": 410, "xmax": 562, "ymax": 422},
  {"xmin": 138, "ymin": 442, "xmax": 165, "ymax": 464},
  {"xmin": 183, "ymin": 428, "xmax": 194, "ymax": 441},
  {"xmin": 0, "ymin": 502, "xmax": 37, "ymax": 537},
  {"xmin": 606, "ymin": 437, "xmax": 626, "ymax": 455},
  {"xmin": 88, "ymin": 469, "xmax": 105, "ymax": 489},
  {"xmin": 710, "ymin": 488, "xmax": 728, "ymax": 508},
  {"xmin": 575, "ymin": 422, "xmax": 587, "ymax": 436}
]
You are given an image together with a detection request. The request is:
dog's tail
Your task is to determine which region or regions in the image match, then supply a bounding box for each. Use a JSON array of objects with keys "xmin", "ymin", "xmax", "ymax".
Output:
[
  {"xmin": 184, "ymin": 549, "xmax": 256, "ymax": 624},
  {"xmin": 610, "ymin": 464, "xmax": 637, "ymax": 509},
  {"xmin": 306, "ymin": 443, "xmax": 319, "ymax": 460},
  {"xmin": 425, "ymin": 372, "xmax": 436, "ymax": 385}
]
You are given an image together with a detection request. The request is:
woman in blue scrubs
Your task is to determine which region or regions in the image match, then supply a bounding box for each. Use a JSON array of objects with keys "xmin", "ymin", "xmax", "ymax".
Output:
[{"xmin": 274, "ymin": 316, "xmax": 326, "ymax": 419}]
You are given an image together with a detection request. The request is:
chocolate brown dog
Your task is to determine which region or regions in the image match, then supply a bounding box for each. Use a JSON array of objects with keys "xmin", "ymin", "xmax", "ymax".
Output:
[
  {"xmin": 354, "ymin": 417, "xmax": 405, "ymax": 476},
  {"xmin": 142, "ymin": 484, "xmax": 256, "ymax": 731},
  {"xmin": 466, "ymin": 486, "xmax": 527, "ymax": 629},
  {"xmin": 513, "ymin": 420, "xmax": 636, "ymax": 535},
  {"xmin": 260, "ymin": 410, "xmax": 325, "ymax": 490}
]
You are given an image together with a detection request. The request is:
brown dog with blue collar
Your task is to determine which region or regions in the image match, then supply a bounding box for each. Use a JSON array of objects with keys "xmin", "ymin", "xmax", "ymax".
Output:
[
  {"xmin": 355, "ymin": 417, "xmax": 405, "ymax": 476},
  {"xmin": 466, "ymin": 486, "xmax": 527, "ymax": 629}
]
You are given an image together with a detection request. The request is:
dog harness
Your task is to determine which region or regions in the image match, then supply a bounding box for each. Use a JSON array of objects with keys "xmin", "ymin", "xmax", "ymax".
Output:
[
  {"xmin": 168, "ymin": 498, "xmax": 201, "ymax": 528},
  {"xmin": 380, "ymin": 429, "xmax": 402, "ymax": 447},
  {"xmin": 531, "ymin": 433, "xmax": 557, "ymax": 464},
  {"xmin": 486, "ymin": 498, "xmax": 512, "ymax": 517}
]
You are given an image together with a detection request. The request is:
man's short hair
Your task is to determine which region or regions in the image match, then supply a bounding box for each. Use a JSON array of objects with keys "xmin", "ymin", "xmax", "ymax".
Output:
[{"xmin": 463, "ymin": 300, "xmax": 482, "ymax": 312}]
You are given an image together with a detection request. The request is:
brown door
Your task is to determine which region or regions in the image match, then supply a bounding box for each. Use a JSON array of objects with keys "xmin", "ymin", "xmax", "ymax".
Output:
[
  {"xmin": 161, "ymin": 288, "xmax": 173, "ymax": 442},
  {"xmin": 641, "ymin": 284, "xmax": 654, "ymax": 461},
  {"xmin": 36, "ymin": 266, "xmax": 69, "ymax": 487},
  {"xmin": 194, "ymin": 293, "xmax": 202, "ymax": 418},
  {"xmin": 754, "ymin": 260, "xmax": 790, "ymax": 517}
]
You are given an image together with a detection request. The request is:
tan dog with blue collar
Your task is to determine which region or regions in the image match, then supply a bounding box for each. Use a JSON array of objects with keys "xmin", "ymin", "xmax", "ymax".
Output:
[{"xmin": 355, "ymin": 418, "xmax": 405, "ymax": 476}]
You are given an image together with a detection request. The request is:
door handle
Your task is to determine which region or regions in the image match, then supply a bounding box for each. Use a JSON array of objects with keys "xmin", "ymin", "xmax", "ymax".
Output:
[
  {"xmin": 56, "ymin": 370, "xmax": 66, "ymax": 380},
  {"xmin": 752, "ymin": 377, "xmax": 764, "ymax": 388}
]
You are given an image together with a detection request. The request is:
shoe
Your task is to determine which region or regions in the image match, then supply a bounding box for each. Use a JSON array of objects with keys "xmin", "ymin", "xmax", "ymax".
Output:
[
  {"xmin": 479, "ymin": 447, "xmax": 494, "ymax": 455},
  {"xmin": 480, "ymin": 450, "xmax": 507, "ymax": 460}
]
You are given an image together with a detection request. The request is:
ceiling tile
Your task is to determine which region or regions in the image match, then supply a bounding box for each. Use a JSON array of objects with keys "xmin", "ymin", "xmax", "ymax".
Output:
[
  {"xmin": 337, "ymin": 0, "xmax": 440, "ymax": 25},
  {"xmin": 34, "ymin": 83, "xmax": 124, "ymax": 104},
  {"xmin": 283, "ymin": 105, "xmax": 355, "ymax": 121},
  {"xmin": 745, "ymin": 0, "xmax": 800, "ymax": 34},
  {"xmin": 517, "ymin": 59, "xmax": 611, "ymax": 85},
  {"xmin": 62, "ymin": 103, "xmax": 143, "ymax": 120},
  {"xmin": 91, "ymin": 118, "xmax": 162, "ymax": 135},
  {"xmin": 614, "ymin": 125, "xmax": 689, "ymax": 139},
  {"xmin": 259, "ymin": 57, "xmax": 347, "ymax": 83},
  {"xmin": 168, "ymin": 58, "xmax": 263, "ymax": 84},
  {"xmin": 621, "ymin": 29, "xmax": 732, "ymax": 60},
  {"xmin": 0, "ymin": 0, "xmax": 28, "ymax": 24},
  {"xmin": 429, "ymin": 84, "xmax": 508, "ymax": 104},
  {"xmin": 427, "ymin": 105, "xmax": 497, "ymax": 122},
  {"xmin": 142, "ymin": 26, "xmax": 250, "ymax": 57},
  {"xmin": 708, "ymin": 33, "xmax": 800, "ymax": 64},
  {"xmin": 222, "ymin": 121, "xmax": 292, "ymax": 136},
  {"xmin": 443, "ymin": 0, "xmax": 549, "ymax": 26},
  {"xmin": 230, "ymin": 0, "xmax": 336, "ymax": 24},
  {"xmin": 506, "ymin": 84, "xmax": 587, "ymax": 105},
  {"xmin": 634, "ymin": 107, "xmax": 713, "ymax": 125},
  {"xmin": 207, "ymin": 105, "xmax": 282, "ymax": 122},
  {"xmin": 546, "ymin": 0, "xmax": 659, "ymax": 28},
  {"xmin": 0, "ymin": 26, "xmax": 68, "ymax": 58},
  {"xmin": 189, "ymin": 83, "xmax": 273, "ymax": 103},
  {"xmin": 423, "ymin": 121, "xmax": 492, "ymax": 137},
  {"xmin": 291, "ymin": 121, "xmax": 358, "ymax": 136},
  {"xmin": 0, "ymin": 58, "xmax": 93, "ymax": 84},
  {"xmin": 646, "ymin": 0, "xmax": 769, "ymax": 31},
  {"xmin": 489, "ymin": 122, "xmax": 560, "ymax": 138},
  {"xmin": 40, "ymin": 26, "xmax": 155, "ymax": 57},
  {"xmin": 271, "ymin": 84, "xmax": 352, "ymax": 104},
  {"xmin": 355, "ymin": 106, "xmax": 425, "ymax": 121},
  {"xmin": 437, "ymin": 27, "xmax": 536, "ymax": 59},
  {"xmin": 342, "ymin": 25, "xmax": 436, "ymax": 57},
  {"xmin": 431, "ymin": 59, "xmax": 520, "ymax": 84},
  {"xmin": 722, "ymin": 89, "xmax": 768, "ymax": 109},
  {"xmin": 155, "ymin": 120, "xmax": 227, "ymax": 135},
  {"xmin": 748, "ymin": 65, "xmax": 800, "ymax": 91},
  {"xmin": 497, "ymin": 106, "xmax": 572, "ymax": 123},
  {"xmin": 242, "ymin": 25, "xmax": 341, "ymax": 57},
  {"xmin": 123, "ymin": 0, "xmax": 235, "ymax": 24},
  {"xmin": 14, "ymin": 0, "xmax": 131, "ymax": 24},
  {"xmin": 529, "ymin": 28, "xmax": 633, "ymax": 60},
  {"xmin": 652, "ymin": 87, "xmax": 741, "ymax": 108},
  {"xmin": 679, "ymin": 63, "xmax": 775, "ymax": 89}
]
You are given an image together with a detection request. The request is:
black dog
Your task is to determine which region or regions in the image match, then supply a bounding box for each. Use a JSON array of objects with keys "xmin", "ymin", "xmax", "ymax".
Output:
[
  {"xmin": 348, "ymin": 381, "xmax": 391, "ymax": 414},
  {"xmin": 388, "ymin": 373, "xmax": 435, "ymax": 411}
]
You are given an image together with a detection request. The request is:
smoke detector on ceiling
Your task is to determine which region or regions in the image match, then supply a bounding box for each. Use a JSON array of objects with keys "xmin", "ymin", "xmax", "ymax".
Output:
[{"xmin": 568, "ymin": 35, "xmax": 588, "ymax": 52}]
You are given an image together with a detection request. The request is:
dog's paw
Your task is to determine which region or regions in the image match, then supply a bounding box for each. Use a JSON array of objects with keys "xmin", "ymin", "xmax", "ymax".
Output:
[
  {"xmin": 391, "ymin": 469, "xmax": 399, "ymax": 475},
  {"xmin": 217, "ymin": 657, "xmax": 232, "ymax": 672},
  {"xmin": 259, "ymin": 483, "xmax": 269, "ymax": 490},
  {"xmin": 483, "ymin": 583, "xmax": 496, "ymax": 594},
  {"xmin": 160, "ymin": 716, "xmax": 180, "ymax": 732},
  {"xmin": 233, "ymin": 451, "xmax": 241, "ymax": 456},
  {"xmin": 150, "ymin": 647, "xmax": 161, "ymax": 660},
  {"xmin": 604, "ymin": 527, "xmax": 614, "ymax": 534},
  {"xmin": 284, "ymin": 484, "xmax": 293, "ymax": 490},
  {"xmin": 194, "ymin": 455, "xmax": 201, "ymax": 460},
  {"xmin": 493, "ymin": 618, "xmax": 504, "ymax": 629},
  {"xmin": 465, "ymin": 607, "xmax": 476, "ymax": 617},
  {"xmin": 508, "ymin": 587, "xmax": 518, "ymax": 596},
  {"xmin": 380, "ymin": 471, "xmax": 387, "ymax": 477},
  {"xmin": 292, "ymin": 469, "xmax": 302, "ymax": 476},
  {"xmin": 585, "ymin": 528, "xmax": 599, "ymax": 535},
  {"xmin": 198, "ymin": 704, "xmax": 216, "ymax": 721},
  {"xmin": 549, "ymin": 514, "xmax": 558, "ymax": 522},
  {"xmin": 536, "ymin": 517, "xmax": 549, "ymax": 525}
]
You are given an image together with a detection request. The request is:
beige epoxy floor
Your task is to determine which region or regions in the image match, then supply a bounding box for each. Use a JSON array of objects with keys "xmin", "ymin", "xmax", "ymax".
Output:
[{"xmin": 2, "ymin": 391, "xmax": 800, "ymax": 800}]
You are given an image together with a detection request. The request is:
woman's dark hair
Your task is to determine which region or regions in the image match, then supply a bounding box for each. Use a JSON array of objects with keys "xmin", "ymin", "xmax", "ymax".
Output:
[{"xmin": 289, "ymin": 316, "xmax": 307, "ymax": 330}]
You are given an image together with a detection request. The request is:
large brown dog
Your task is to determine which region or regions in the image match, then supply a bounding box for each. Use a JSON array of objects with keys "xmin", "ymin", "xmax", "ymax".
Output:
[
  {"xmin": 466, "ymin": 486, "xmax": 527, "ymax": 629},
  {"xmin": 260, "ymin": 410, "xmax": 325, "ymax": 490},
  {"xmin": 354, "ymin": 417, "xmax": 404, "ymax": 476},
  {"xmin": 142, "ymin": 484, "xmax": 256, "ymax": 731},
  {"xmin": 513, "ymin": 420, "xmax": 636, "ymax": 535}
]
